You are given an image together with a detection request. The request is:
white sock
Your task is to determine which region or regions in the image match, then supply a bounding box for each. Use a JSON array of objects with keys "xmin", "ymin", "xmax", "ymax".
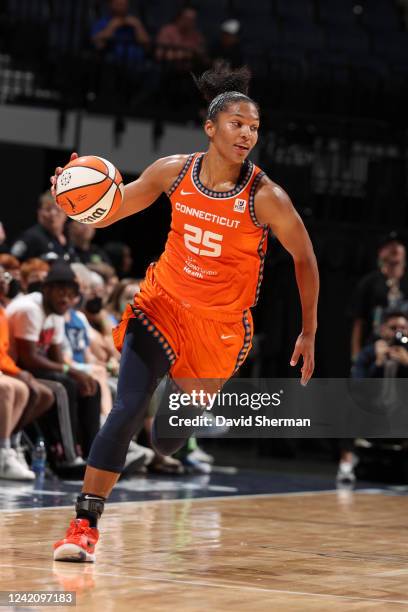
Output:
[{"xmin": 0, "ymin": 438, "xmax": 11, "ymax": 449}]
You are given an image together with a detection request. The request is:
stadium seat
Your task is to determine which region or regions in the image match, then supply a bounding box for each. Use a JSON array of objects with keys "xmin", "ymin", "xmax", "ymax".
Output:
[
  {"xmin": 231, "ymin": 0, "xmax": 272, "ymax": 20},
  {"xmin": 317, "ymin": 0, "xmax": 358, "ymax": 27},
  {"xmin": 275, "ymin": 0, "xmax": 314, "ymax": 22},
  {"xmin": 139, "ymin": 0, "xmax": 179, "ymax": 35},
  {"xmin": 280, "ymin": 20, "xmax": 325, "ymax": 53},
  {"xmin": 324, "ymin": 25, "xmax": 370, "ymax": 56}
]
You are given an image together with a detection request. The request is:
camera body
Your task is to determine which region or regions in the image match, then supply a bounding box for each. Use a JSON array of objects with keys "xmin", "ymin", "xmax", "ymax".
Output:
[{"xmin": 391, "ymin": 331, "xmax": 408, "ymax": 348}]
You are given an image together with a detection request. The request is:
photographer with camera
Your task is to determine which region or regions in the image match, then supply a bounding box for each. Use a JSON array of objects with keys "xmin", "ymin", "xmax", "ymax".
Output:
[
  {"xmin": 337, "ymin": 310, "xmax": 408, "ymax": 484},
  {"xmin": 353, "ymin": 310, "xmax": 408, "ymax": 379}
]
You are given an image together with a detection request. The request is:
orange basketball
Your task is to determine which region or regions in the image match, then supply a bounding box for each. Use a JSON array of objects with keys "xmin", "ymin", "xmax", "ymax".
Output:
[{"xmin": 56, "ymin": 155, "xmax": 124, "ymax": 225}]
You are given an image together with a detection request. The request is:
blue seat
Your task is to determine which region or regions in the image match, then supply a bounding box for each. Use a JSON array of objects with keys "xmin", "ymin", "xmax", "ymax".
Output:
[
  {"xmin": 280, "ymin": 20, "xmax": 325, "ymax": 52},
  {"xmin": 49, "ymin": 0, "xmax": 90, "ymax": 53},
  {"xmin": 275, "ymin": 0, "xmax": 314, "ymax": 21},
  {"xmin": 373, "ymin": 31, "xmax": 408, "ymax": 62},
  {"xmin": 324, "ymin": 25, "xmax": 370, "ymax": 55},
  {"xmin": 140, "ymin": 0, "xmax": 180, "ymax": 34},
  {"xmin": 7, "ymin": 0, "xmax": 50, "ymax": 22},
  {"xmin": 318, "ymin": 0, "xmax": 357, "ymax": 27},
  {"xmin": 232, "ymin": 0, "xmax": 272, "ymax": 19},
  {"xmin": 360, "ymin": 2, "xmax": 401, "ymax": 32},
  {"xmin": 241, "ymin": 19, "xmax": 279, "ymax": 48}
]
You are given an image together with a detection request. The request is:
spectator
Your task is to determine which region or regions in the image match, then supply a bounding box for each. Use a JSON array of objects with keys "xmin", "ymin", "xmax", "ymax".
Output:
[
  {"xmin": 6, "ymin": 262, "xmax": 101, "ymax": 459},
  {"xmin": 350, "ymin": 233, "xmax": 408, "ymax": 360},
  {"xmin": 68, "ymin": 221, "xmax": 112, "ymax": 266},
  {"xmin": 107, "ymin": 277, "xmax": 142, "ymax": 324},
  {"xmin": 10, "ymin": 191, "xmax": 76, "ymax": 262},
  {"xmin": 86, "ymin": 261, "xmax": 118, "ymax": 300},
  {"xmin": 104, "ymin": 241, "xmax": 133, "ymax": 278},
  {"xmin": 156, "ymin": 6, "xmax": 206, "ymax": 67},
  {"xmin": 71, "ymin": 263, "xmax": 119, "ymax": 375},
  {"xmin": 0, "ymin": 263, "xmax": 54, "ymax": 460},
  {"xmin": 91, "ymin": 0, "xmax": 150, "ymax": 65},
  {"xmin": 20, "ymin": 258, "xmax": 50, "ymax": 294},
  {"xmin": 338, "ymin": 309, "xmax": 408, "ymax": 483},
  {"xmin": 0, "ymin": 254, "xmax": 22, "ymax": 302},
  {"xmin": 210, "ymin": 19, "xmax": 243, "ymax": 69},
  {"xmin": 0, "ymin": 221, "xmax": 8, "ymax": 254},
  {"xmin": 0, "ymin": 372, "xmax": 32, "ymax": 480},
  {"xmin": 353, "ymin": 310, "xmax": 408, "ymax": 379}
]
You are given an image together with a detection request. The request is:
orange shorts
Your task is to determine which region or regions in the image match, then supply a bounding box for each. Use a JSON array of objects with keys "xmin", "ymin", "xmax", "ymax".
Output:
[{"xmin": 112, "ymin": 265, "xmax": 253, "ymax": 384}]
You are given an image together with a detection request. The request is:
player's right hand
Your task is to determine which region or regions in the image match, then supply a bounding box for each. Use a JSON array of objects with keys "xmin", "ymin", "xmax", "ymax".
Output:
[{"xmin": 50, "ymin": 152, "xmax": 78, "ymax": 201}]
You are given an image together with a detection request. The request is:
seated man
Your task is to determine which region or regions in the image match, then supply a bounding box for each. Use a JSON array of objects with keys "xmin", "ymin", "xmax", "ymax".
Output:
[{"xmin": 6, "ymin": 262, "xmax": 101, "ymax": 460}]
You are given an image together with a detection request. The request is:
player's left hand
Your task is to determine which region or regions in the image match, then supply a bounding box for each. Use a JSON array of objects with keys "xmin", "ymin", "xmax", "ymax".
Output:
[{"xmin": 290, "ymin": 332, "xmax": 315, "ymax": 386}]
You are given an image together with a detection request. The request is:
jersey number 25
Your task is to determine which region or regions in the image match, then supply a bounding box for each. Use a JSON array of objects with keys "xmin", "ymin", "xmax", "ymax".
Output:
[{"xmin": 184, "ymin": 223, "xmax": 223, "ymax": 257}]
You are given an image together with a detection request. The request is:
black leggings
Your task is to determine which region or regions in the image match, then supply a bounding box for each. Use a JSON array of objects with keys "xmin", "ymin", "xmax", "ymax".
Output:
[{"xmin": 87, "ymin": 318, "xmax": 170, "ymax": 473}]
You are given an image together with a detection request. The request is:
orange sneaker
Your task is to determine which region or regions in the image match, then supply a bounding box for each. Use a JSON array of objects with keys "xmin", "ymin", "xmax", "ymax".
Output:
[{"xmin": 53, "ymin": 519, "xmax": 99, "ymax": 563}]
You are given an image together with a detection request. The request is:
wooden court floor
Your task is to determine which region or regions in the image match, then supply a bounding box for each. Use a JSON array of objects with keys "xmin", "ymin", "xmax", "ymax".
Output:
[{"xmin": 1, "ymin": 491, "xmax": 408, "ymax": 611}]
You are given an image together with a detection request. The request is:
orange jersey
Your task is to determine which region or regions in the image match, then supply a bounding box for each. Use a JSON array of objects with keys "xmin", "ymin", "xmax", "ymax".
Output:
[
  {"xmin": 154, "ymin": 152, "xmax": 268, "ymax": 318},
  {"xmin": 0, "ymin": 306, "xmax": 21, "ymax": 376}
]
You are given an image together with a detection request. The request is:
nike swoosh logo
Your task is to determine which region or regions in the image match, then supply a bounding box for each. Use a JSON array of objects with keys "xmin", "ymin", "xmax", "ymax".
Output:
[
  {"xmin": 221, "ymin": 334, "xmax": 236, "ymax": 340},
  {"xmin": 180, "ymin": 189, "xmax": 195, "ymax": 196}
]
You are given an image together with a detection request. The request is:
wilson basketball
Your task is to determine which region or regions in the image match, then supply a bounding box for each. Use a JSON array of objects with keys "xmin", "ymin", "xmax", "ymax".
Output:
[{"xmin": 56, "ymin": 155, "xmax": 124, "ymax": 224}]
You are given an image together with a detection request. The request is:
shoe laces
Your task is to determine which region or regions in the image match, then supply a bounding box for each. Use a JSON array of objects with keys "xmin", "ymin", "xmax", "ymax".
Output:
[{"xmin": 68, "ymin": 519, "xmax": 93, "ymax": 537}]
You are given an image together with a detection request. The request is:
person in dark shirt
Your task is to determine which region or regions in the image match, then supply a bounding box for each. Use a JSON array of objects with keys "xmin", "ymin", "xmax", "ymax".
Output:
[
  {"xmin": 210, "ymin": 20, "xmax": 243, "ymax": 69},
  {"xmin": 353, "ymin": 310, "xmax": 408, "ymax": 379},
  {"xmin": 68, "ymin": 221, "xmax": 111, "ymax": 266},
  {"xmin": 91, "ymin": 0, "xmax": 150, "ymax": 65},
  {"xmin": 349, "ymin": 233, "xmax": 408, "ymax": 360},
  {"xmin": 11, "ymin": 191, "xmax": 76, "ymax": 263}
]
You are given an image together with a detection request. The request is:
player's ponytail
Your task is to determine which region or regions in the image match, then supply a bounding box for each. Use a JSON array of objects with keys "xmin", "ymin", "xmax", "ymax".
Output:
[{"xmin": 194, "ymin": 61, "xmax": 258, "ymax": 121}]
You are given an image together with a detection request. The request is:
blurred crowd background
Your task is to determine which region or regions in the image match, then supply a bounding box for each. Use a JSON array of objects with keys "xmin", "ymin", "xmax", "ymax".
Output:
[{"xmin": 0, "ymin": 0, "xmax": 408, "ymax": 485}]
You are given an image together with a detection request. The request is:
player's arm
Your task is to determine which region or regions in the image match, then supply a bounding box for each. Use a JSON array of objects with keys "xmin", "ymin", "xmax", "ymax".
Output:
[
  {"xmin": 50, "ymin": 153, "xmax": 188, "ymax": 228},
  {"xmin": 254, "ymin": 176, "xmax": 319, "ymax": 385}
]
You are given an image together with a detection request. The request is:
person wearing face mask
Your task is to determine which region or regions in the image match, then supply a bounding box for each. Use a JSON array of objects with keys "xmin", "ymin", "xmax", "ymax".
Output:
[
  {"xmin": 350, "ymin": 232, "xmax": 408, "ymax": 361},
  {"xmin": 10, "ymin": 191, "xmax": 77, "ymax": 262},
  {"xmin": 106, "ymin": 278, "xmax": 141, "ymax": 325},
  {"xmin": 0, "ymin": 254, "xmax": 22, "ymax": 303},
  {"xmin": 20, "ymin": 258, "xmax": 50, "ymax": 294}
]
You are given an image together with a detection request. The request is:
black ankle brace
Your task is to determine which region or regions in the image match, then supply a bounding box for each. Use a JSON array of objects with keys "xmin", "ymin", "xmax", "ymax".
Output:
[{"xmin": 75, "ymin": 494, "xmax": 105, "ymax": 521}]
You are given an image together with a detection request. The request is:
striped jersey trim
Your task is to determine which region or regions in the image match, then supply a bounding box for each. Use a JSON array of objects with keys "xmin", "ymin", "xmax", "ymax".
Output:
[
  {"xmin": 248, "ymin": 170, "xmax": 268, "ymax": 306},
  {"xmin": 233, "ymin": 310, "xmax": 252, "ymax": 374},
  {"xmin": 192, "ymin": 153, "xmax": 254, "ymax": 199},
  {"xmin": 248, "ymin": 170, "xmax": 266, "ymax": 228},
  {"xmin": 130, "ymin": 305, "xmax": 177, "ymax": 365},
  {"xmin": 253, "ymin": 227, "xmax": 268, "ymax": 306},
  {"xmin": 167, "ymin": 154, "xmax": 195, "ymax": 197}
]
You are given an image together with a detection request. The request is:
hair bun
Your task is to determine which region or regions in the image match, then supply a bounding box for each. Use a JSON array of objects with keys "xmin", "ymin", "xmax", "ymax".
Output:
[{"xmin": 195, "ymin": 61, "xmax": 251, "ymax": 103}]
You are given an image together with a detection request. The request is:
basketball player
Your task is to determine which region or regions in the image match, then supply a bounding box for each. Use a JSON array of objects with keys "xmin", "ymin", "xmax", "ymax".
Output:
[{"xmin": 51, "ymin": 63, "xmax": 319, "ymax": 562}]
